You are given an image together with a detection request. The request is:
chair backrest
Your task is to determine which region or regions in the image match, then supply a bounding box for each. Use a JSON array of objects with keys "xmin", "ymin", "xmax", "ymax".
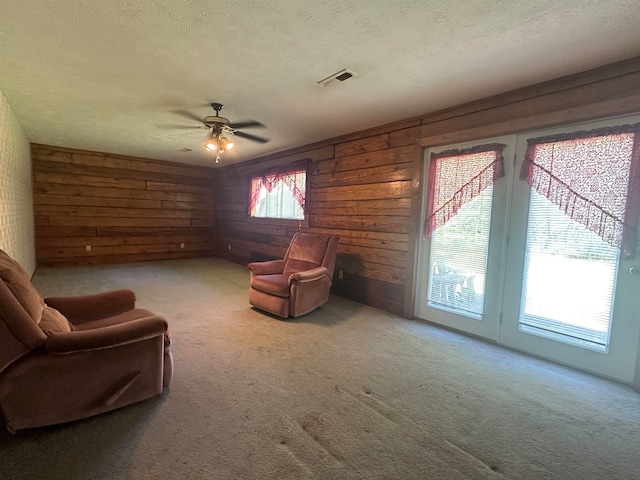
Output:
[
  {"xmin": 283, "ymin": 233, "xmax": 339, "ymax": 278},
  {"xmin": 0, "ymin": 250, "xmax": 47, "ymax": 373}
]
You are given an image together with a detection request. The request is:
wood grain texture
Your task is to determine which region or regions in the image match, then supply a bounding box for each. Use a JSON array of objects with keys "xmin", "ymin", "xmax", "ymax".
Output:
[{"xmin": 32, "ymin": 146, "xmax": 216, "ymax": 266}]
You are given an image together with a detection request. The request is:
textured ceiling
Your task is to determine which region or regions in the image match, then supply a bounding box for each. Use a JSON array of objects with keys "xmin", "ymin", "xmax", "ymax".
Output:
[{"xmin": 1, "ymin": 0, "xmax": 639, "ymax": 167}]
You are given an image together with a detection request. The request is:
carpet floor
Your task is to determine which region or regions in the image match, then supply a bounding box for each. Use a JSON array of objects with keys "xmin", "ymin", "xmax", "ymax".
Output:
[{"xmin": 1, "ymin": 257, "xmax": 639, "ymax": 480}]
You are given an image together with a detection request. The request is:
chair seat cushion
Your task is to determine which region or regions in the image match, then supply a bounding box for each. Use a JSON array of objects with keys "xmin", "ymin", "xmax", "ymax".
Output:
[{"xmin": 251, "ymin": 274, "xmax": 290, "ymax": 298}]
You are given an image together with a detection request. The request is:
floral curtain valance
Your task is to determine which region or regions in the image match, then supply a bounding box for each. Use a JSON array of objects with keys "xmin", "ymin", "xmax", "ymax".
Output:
[
  {"xmin": 519, "ymin": 123, "xmax": 640, "ymax": 258},
  {"xmin": 425, "ymin": 143, "xmax": 505, "ymax": 238},
  {"xmin": 248, "ymin": 168, "xmax": 306, "ymax": 215}
]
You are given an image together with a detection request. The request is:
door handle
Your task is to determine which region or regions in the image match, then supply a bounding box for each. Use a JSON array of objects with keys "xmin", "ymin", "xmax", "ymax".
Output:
[{"xmin": 630, "ymin": 266, "xmax": 640, "ymax": 275}]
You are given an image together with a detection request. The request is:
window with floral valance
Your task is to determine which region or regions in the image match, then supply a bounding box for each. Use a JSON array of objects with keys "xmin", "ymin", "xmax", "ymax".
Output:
[
  {"xmin": 248, "ymin": 166, "xmax": 307, "ymax": 220},
  {"xmin": 519, "ymin": 124, "xmax": 640, "ymax": 258}
]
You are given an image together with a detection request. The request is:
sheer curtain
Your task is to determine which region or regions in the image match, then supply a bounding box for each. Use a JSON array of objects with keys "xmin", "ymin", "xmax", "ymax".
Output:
[
  {"xmin": 519, "ymin": 124, "xmax": 640, "ymax": 258},
  {"xmin": 425, "ymin": 144, "xmax": 505, "ymax": 238}
]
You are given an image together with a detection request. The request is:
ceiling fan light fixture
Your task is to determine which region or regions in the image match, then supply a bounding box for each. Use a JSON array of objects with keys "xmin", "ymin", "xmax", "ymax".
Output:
[
  {"xmin": 195, "ymin": 102, "xmax": 269, "ymax": 162},
  {"xmin": 222, "ymin": 136, "xmax": 233, "ymax": 150},
  {"xmin": 204, "ymin": 137, "xmax": 217, "ymax": 151}
]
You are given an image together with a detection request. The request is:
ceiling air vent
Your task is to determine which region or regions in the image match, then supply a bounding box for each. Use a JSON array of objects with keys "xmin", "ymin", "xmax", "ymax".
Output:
[{"xmin": 317, "ymin": 68, "xmax": 358, "ymax": 87}]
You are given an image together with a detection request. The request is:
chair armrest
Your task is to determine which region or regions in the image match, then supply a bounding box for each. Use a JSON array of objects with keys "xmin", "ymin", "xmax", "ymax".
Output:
[
  {"xmin": 247, "ymin": 259, "xmax": 285, "ymax": 275},
  {"xmin": 45, "ymin": 316, "xmax": 168, "ymax": 354},
  {"xmin": 289, "ymin": 267, "xmax": 330, "ymax": 284},
  {"xmin": 45, "ymin": 289, "xmax": 137, "ymax": 325}
]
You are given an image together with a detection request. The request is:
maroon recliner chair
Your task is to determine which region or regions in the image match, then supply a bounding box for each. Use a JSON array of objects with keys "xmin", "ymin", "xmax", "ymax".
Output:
[
  {"xmin": 0, "ymin": 249, "xmax": 173, "ymax": 433},
  {"xmin": 248, "ymin": 232, "xmax": 339, "ymax": 318}
]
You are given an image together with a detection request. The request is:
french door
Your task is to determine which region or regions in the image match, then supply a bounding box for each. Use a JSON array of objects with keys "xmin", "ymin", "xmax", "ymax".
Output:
[
  {"xmin": 416, "ymin": 136, "xmax": 514, "ymax": 341},
  {"xmin": 416, "ymin": 116, "xmax": 640, "ymax": 384}
]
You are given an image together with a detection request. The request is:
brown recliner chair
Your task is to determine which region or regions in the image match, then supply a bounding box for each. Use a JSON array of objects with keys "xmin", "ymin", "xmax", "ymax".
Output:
[
  {"xmin": 248, "ymin": 232, "xmax": 339, "ymax": 318},
  {"xmin": 0, "ymin": 249, "xmax": 173, "ymax": 433}
]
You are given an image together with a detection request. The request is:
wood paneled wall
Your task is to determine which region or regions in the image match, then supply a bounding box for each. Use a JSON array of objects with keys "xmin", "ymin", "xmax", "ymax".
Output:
[
  {"xmin": 214, "ymin": 57, "xmax": 640, "ymax": 318},
  {"xmin": 215, "ymin": 139, "xmax": 417, "ymax": 315},
  {"xmin": 32, "ymin": 145, "xmax": 216, "ymax": 266}
]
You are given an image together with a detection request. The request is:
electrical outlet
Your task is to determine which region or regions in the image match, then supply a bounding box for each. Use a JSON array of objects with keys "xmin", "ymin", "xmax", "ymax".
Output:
[
  {"xmin": 228, "ymin": 244, "xmax": 231, "ymax": 251},
  {"xmin": 85, "ymin": 245, "xmax": 91, "ymax": 252},
  {"xmin": 180, "ymin": 243, "xmax": 185, "ymax": 249},
  {"xmin": 338, "ymin": 270, "xmax": 344, "ymax": 280}
]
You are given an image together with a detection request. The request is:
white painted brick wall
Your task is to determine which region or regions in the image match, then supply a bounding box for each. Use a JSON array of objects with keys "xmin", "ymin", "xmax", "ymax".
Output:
[{"xmin": 0, "ymin": 90, "xmax": 35, "ymax": 275}]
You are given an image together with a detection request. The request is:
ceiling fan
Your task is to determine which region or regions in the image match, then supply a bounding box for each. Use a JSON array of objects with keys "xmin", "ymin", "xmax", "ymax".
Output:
[{"xmin": 175, "ymin": 103, "xmax": 269, "ymax": 163}]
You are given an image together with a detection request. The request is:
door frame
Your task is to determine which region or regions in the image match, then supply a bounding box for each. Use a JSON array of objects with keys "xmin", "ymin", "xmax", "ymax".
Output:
[
  {"xmin": 410, "ymin": 114, "xmax": 640, "ymax": 387},
  {"xmin": 414, "ymin": 136, "xmax": 515, "ymax": 341}
]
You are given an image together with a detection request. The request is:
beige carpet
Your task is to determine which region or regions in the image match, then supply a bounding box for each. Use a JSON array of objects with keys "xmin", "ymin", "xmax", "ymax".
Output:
[{"xmin": 1, "ymin": 257, "xmax": 639, "ymax": 480}]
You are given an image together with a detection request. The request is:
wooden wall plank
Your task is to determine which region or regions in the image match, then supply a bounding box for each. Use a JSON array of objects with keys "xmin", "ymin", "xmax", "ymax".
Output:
[
  {"xmin": 37, "ymin": 250, "xmax": 210, "ymax": 267},
  {"xmin": 30, "ymin": 148, "xmax": 72, "ymax": 163},
  {"xmin": 146, "ymin": 181, "xmax": 213, "ymax": 195},
  {"xmin": 96, "ymin": 226, "xmax": 213, "ymax": 237},
  {"xmin": 332, "ymin": 273, "xmax": 405, "ymax": 315},
  {"xmin": 307, "ymin": 227, "xmax": 408, "ymax": 251},
  {"xmin": 311, "ymin": 146, "xmax": 415, "ymax": 175},
  {"xmin": 220, "ymin": 145, "xmax": 335, "ymax": 177},
  {"xmin": 33, "ymin": 158, "xmax": 212, "ymax": 187},
  {"xmin": 309, "ymin": 198, "xmax": 411, "ymax": 217},
  {"xmin": 34, "ymin": 193, "xmax": 162, "ymax": 210},
  {"xmin": 33, "ymin": 171, "xmax": 147, "ymax": 190},
  {"xmin": 32, "ymin": 145, "xmax": 216, "ymax": 266},
  {"xmin": 310, "ymin": 162, "xmax": 414, "ymax": 188},
  {"xmin": 34, "ymin": 204, "xmax": 213, "ymax": 219},
  {"xmin": 34, "ymin": 181, "xmax": 213, "ymax": 203},
  {"xmin": 312, "ymin": 181, "xmax": 413, "ymax": 202},
  {"xmin": 32, "ymin": 144, "xmax": 214, "ymax": 179},
  {"xmin": 36, "ymin": 226, "xmax": 97, "ymax": 237},
  {"xmin": 37, "ymin": 234, "xmax": 210, "ymax": 248},
  {"xmin": 335, "ymin": 134, "xmax": 390, "ymax": 157},
  {"xmin": 161, "ymin": 200, "xmax": 213, "ymax": 211},
  {"xmin": 48, "ymin": 216, "xmax": 192, "ymax": 227},
  {"xmin": 70, "ymin": 152, "xmax": 212, "ymax": 179},
  {"xmin": 37, "ymin": 241, "xmax": 214, "ymax": 259},
  {"xmin": 311, "ymin": 215, "xmax": 410, "ymax": 234}
]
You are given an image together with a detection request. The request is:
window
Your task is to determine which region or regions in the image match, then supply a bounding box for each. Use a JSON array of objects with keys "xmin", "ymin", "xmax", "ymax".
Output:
[
  {"xmin": 517, "ymin": 125, "xmax": 640, "ymax": 351},
  {"xmin": 424, "ymin": 144, "xmax": 505, "ymax": 318},
  {"xmin": 248, "ymin": 168, "xmax": 307, "ymax": 220},
  {"xmin": 519, "ymin": 126, "xmax": 640, "ymax": 258}
]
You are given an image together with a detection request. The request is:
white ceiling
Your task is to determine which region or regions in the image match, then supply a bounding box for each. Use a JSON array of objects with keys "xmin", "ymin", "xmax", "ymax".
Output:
[{"xmin": 1, "ymin": 0, "xmax": 639, "ymax": 168}]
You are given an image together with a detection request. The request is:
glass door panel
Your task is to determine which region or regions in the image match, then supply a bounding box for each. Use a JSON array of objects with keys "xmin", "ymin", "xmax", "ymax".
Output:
[
  {"xmin": 427, "ymin": 187, "xmax": 492, "ymax": 318},
  {"xmin": 416, "ymin": 137, "xmax": 514, "ymax": 341},
  {"xmin": 518, "ymin": 190, "xmax": 618, "ymax": 352},
  {"xmin": 500, "ymin": 116, "xmax": 640, "ymax": 383}
]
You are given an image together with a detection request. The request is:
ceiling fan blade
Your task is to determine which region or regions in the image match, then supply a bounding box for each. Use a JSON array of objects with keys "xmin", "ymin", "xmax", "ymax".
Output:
[
  {"xmin": 229, "ymin": 120, "xmax": 264, "ymax": 129},
  {"xmin": 157, "ymin": 124, "xmax": 207, "ymax": 130},
  {"xmin": 233, "ymin": 130, "xmax": 270, "ymax": 143},
  {"xmin": 171, "ymin": 109, "xmax": 204, "ymax": 123}
]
